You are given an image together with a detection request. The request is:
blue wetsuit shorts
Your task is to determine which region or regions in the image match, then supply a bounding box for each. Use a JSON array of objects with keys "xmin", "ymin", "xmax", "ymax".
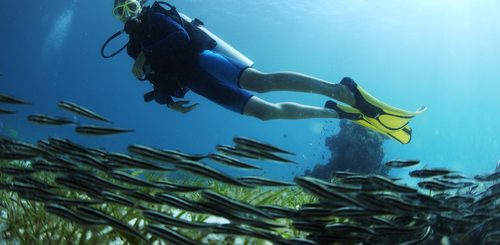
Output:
[{"xmin": 182, "ymin": 50, "xmax": 254, "ymax": 114}]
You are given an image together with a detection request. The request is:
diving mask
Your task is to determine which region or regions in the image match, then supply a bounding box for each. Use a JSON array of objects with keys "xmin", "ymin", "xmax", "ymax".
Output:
[{"xmin": 113, "ymin": 0, "xmax": 142, "ymax": 21}]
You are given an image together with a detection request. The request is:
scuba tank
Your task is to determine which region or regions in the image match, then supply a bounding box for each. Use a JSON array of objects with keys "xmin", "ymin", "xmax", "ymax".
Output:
[{"xmin": 178, "ymin": 13, "xmax": 253, "ymax": 67}]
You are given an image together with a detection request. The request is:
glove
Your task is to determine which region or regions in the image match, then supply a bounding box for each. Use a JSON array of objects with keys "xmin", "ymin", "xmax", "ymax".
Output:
[
  {"xmin": 167, "ymin": 100, "xmax": 199, "ymax": 114},
  {"xmin": 144, "ymin": 91, "xmax": 155, "ymax": 102}
]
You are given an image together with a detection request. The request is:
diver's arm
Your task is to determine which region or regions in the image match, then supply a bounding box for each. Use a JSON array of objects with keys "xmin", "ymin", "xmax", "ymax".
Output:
[
  {"xmin": 141, "ymin": 14, "xmax": 190, "ymax": 59},
  {"xmin": 132, "ymin": 51, "xmax": 147, "ymax": 78}
]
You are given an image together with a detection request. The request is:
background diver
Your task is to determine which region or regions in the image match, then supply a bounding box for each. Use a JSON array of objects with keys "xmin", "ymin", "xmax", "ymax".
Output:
[{"xmin": 103, "ymin": 0, "xmax": 426, "ymax": 144}]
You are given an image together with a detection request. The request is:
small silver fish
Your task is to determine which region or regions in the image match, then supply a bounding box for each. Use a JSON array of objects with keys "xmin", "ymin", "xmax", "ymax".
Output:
[
  {"xmin": 233, "ymin": 136, "xmax": 295, "ymax": 155},
  {"xmin": 100, "ymin": 191, "xmax": 137, "ymax": 208},
  {"xmin": 31, "ymin": 160, "xmax": 80, "ymax": 173},
  {"xmin": 72, "ymin": 172, "xmax": 134, "ymax": 192},
  {"xmin": 54, "ymin": 176, "xmax": 101, "ymax": 196},
  {"xmin": 161, "ymin": 149, "xmax": 206, "ymax": 161},
  {"xmin": 57, "ymin": 100, "xmax": 112, "ymax": 123},
  {"xmin": 75, "ymin": 124, "xmax": 134, "ymax": 136},
  {"xmin": 2, "ymin": 139, "xmax": 45, "ymax": 155},
  {"xmin": 330, "ymin": 207, "xmax": 390, "ymax": 218},
  {"xmin": 48, "ymin": 137, "xmax": 89, "ymax": 154},
  {"xmin": 0, "ymin": 151, "xmax": 38, "ymax": 160},
  {"xmin": 27, "ymin": 114, "xmax": 75, "ymax": 125},
  {"xmin": 400, "ymin": 226, "xmax": 432, "ymax": 245},
  {"xmin": 325, "ymin": 223, "xmax": 377, "ymax": 235},
  {"xmin": 142, "ymin": 209, "xmax": 215, "ymax": 229},
  {"xmin": 68, "ymin": 151, "xmax": 114, "ymax": 172},
  {"xmin": 0, "ymin": 93, "xmax": 31, "ymax": 105},
  {"xmin": 0, "ymin": 108, "xmax": 16, "ymax": 114},
  {"xmin": 43, "ymin": 196, "xmax": 104, "ymax": 206},
  {"xmin": 13, "ymin": 176, "xmax": 57, "ymax": 189},
  {"xmin": 234, "ymin": 145, "xmax": 295, "ymax": 163},
  {"xmin": 208, "ymin": 153, "xmax": 262, "ymax": 169},
  {"xmin": 75, "ymin": 206, "xmax": 149, "ymax": 243},
  {"xmin": 45, "ymin": 204, "xmax": 107, "ymax": 225},
  {"xmin": 154, "ymin": 193, "xmax": 200, "ymax": 212},
  {"xmin": 409, "ymin": 168, "xmax": 453, "ymax": 178},
  {"xmin": 385, "ymin": 159, "xmax": 420, "ymax": 168},
  {"xmin": 201, "ymin": 190, "xmax": 273, "ymax": 219},
  {"xmin": 294, "ymin": 176, "xmax": 363, "ymax": 207},
  {"xmin": 153, "ymin": 180, "xmax": 207, "ymax": 192},
  {"xmin": 474, "ymin": 171, "xmax": 500, "ymax": 182},
  {"xmin": 109, "ymin": 170, "xmax": 163, "ymax": 189},
  {"xmin": 216, "ymin": 144, "xmax": 260, "ymax": 159},
  {"xmin": 127, "ymin": 144, "xmax": 180, "ymax": 163},
  {"xmin": 146, "ymin": 224, "xmax": 198, "ymax": 245},
  {"xmin": 174, "ymin": 159, "xmax": 251, "ymax": 187},
  {"xmin": 257, "ymin": 205, "xmax": 296, "ymax": 219},
  {"xmin": 122, "ymin": 191, "xmax": 161, "ymax": 204},
  {"xmin": 237, "ymin": 176, "xmax": 295, "ymax": 187},
  {"xmin": 106, "ymin": 152, "xmax": 175, "ymax": 171},
  {"xmin": 0, "ymin": 166, "xmax": 36, "ymax": 176}
]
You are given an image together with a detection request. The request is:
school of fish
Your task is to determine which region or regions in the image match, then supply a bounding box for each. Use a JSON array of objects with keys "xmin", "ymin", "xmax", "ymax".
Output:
[{"xmin": 1, "ymin": 93, "xmax": 500, "ymax": 244}]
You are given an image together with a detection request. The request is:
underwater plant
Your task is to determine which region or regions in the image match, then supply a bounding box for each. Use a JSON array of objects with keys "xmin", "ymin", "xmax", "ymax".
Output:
[
  {"xmin": 306, "ymin": 120, "xmax": 388, "ymax": 179},
  {"xmin": 0, "ymin": 158, "xmax": 315, "ymax": 244}
]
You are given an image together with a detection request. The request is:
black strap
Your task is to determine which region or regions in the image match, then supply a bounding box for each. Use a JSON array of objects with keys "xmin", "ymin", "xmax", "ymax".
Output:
[
  {"xmin": 101, "ymin": 30, "xmax": 129, "ymax": 59},
  {"xmin": 156, "ymin": 1, "xmax": 186, "ymax": 28}
]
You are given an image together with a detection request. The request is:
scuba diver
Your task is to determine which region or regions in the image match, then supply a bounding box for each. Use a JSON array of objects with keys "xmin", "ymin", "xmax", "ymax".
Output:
[{"xmin": 103, "ymin": 0, "xmax": 426, "ymax": 144}]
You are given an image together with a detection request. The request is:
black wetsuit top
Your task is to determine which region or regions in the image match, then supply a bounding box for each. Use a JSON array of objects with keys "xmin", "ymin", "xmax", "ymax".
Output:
[{"xmin": 126, "ymin": 10, "xmax": 194, "ymax": 105}]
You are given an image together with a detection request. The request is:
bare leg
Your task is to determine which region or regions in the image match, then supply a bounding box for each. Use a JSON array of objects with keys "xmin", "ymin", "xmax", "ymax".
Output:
[
  {"xmin": 243, "ymin": 96, "xmax": 340, "ymax": 121},
  {"xmin": 239, "ymin": 68, "xmax": 355, "ymax": 105}
]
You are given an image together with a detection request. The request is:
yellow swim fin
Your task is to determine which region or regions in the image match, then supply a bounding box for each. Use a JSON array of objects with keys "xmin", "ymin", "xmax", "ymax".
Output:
[
  {"xmin": 340, "ymin": 77, "xmax": 427, "ymax": 132},
  {"xmin": 325, "ymin": 100, "xmax": 412, "ymax": 144},
  {"xmin": 354, "ymin": 117, "xmax": 412, "ymax": 144}
]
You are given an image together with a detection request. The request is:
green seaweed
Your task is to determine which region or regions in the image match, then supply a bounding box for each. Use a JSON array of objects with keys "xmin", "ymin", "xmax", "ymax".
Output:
[{"xmin": 0, "ymin": 159, "xmax": 317, "ymax": 244}]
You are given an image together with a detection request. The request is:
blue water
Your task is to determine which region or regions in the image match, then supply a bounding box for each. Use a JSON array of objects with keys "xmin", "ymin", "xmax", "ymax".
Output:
[{"xmin": 1, "ymin": 0, "xmax": 499, "ymax": 181}]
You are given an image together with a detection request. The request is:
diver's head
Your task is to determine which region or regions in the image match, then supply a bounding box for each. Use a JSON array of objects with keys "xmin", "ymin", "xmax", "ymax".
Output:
[{"xmin": 113, "ymin": 0, "xmax": 142, "ymax": 23}]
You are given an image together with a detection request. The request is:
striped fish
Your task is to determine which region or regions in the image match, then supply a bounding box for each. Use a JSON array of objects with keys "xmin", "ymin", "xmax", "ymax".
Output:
[
  {"xmin": 57, "ymin": 100, "xmax": 112, "ymax": 123},
  {"xmin": 201, "ymin": 190, "xmax": 273, "ymax": 219},
  {"xmin": 75, "ymin": 124, "xmax": 134, "ymax": 136},
  {"xmin": 142, "ymin": 209, "xmax": 215, "ymax": 229},
  {"xmin": 1, "ymin": 139, "xmax": 45, "ymax": 155},
  {"xmin": 106, "ymin": 152, "xmax": 175, "ymax": 171},
  {"xmin": 45, "ymin": 204, "xmax": 107, "ymax": 225},
  {"xmin": 127, "ymin": 144, "xmax": 180, "ymax": 163},
  {"xmin": 0, "ymin": 93, "xmax": 31, "ymax": 105},
  {"xmin": 75, "ymin": 206, "xmax": 149, "ymax": 243},
  {"xmin": 233, "ymin": 136, "xmax": 294, "ymax": 155},
  {"xmin": 153, "ymin": 180, "xmax": 207, "ymax": 192},
  {"xmin": 48, "ymin": 137, "xmax": 89, "ymax": 154},
  {"xmin": 109, "ymin": 170, "xmax": 164, "ymax": 189},
  {"xmin": 146, "ymin": 224, "xmax": 198, "ymax": 245},
  {"xmin": 27, "ymin": 114, "xmax": 75, "ymax": 125},
  {"xmin": 100, "ymin": 191, "xmax": 137, "ymax": 208},
  {"xmin": 161, "ymin": 149, "xmax": 206, "ymax": 161},
  {"xmin": 385, "ymin": 159, "xmax": 420, "ymax": 168},
  {"xmin": 208, "ymin": 153, "xmax": 261, "ymax": 169},
  {"xmin": 154, "ymin": 193, "xmax": 200, "ymax": 212},
  {"xmin": 409, "ymin": 168, "xmax": 454, "ymax": 178},
  {"xmin": 122, "ymin": 191, "xmax": 161, "ymax": 204},
  {"xmin": 0, "ymin": 108, "xmax": 16, "ymax": 114},
  {"xmin": 0, "ymin": 151, "xmax": 38, "ymax": 160},
  {"xmin": 237, "ymin": 176, "xmax": 294, "ymax": 187},
  {"xmin": 174, "ymin": 159, "xmax": 251, "ymax": 187},
  {"xmin": 234, "ymin": 145, "xmax": 295, "ymax": 163}
]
